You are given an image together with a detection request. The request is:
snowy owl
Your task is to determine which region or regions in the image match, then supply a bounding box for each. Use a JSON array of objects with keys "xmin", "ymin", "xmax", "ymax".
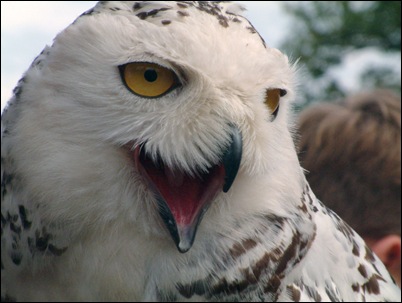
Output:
[{"xmin": 1, "ymin": 1, "xmax": 401, "ymax": 302}]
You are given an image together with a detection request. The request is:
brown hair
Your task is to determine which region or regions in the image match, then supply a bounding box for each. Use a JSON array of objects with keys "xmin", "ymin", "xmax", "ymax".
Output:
[{"xmin": 297, "ymin": 90, "xmax": 401, "ymax": 238}]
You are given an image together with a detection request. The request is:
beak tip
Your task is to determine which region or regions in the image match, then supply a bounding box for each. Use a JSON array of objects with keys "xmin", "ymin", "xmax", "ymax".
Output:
[
  {"xmin": 177, "ymin": 241, "xmax": 192, "ymax": 253},
  {"xmin": 176, "ymin": 224, "xmax": 197, "ymax": 253},
  {"xmin": 222, "ymin": 182, "xmax": 232, "ymax": 193}
]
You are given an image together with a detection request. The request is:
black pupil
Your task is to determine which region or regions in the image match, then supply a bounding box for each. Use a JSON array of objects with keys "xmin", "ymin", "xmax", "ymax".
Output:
[{"xmin": 144, "ymin": 69, "xmax": 158, "ymax": 82}]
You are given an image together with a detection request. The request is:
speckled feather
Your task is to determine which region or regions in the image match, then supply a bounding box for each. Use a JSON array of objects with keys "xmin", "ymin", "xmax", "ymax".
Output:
[{"xmin": 1, "ymin": 1, "xmax": 401, "ymax": 301}]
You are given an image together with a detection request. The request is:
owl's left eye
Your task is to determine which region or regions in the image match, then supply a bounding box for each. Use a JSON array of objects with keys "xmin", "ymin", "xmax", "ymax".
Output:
[
  {"xmin": 265, "ymin": 88, "xmax": 287, "ymax": 120},
  {"xmin": 119, "ymin": 62, "xmax": 180, "ymax": 98}
]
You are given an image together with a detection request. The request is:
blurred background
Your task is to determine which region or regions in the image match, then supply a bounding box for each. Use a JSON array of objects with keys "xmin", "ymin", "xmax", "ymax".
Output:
[
  {"xmin": 281, "ymin": 1, "xmax": 401, "ymax": 111},
  {"xmin": 1, "ymin": 1, "xmax": 401, "ymax": 113}
]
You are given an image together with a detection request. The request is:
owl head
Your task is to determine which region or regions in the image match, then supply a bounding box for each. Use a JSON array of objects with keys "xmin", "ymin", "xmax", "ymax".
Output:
[{"xmin": 4, "ymin": 1, "xmax": 298, "ymax": 253}]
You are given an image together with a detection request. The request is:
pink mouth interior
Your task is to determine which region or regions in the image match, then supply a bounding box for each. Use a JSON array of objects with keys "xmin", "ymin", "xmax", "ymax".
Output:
[{"xmin": 134, "ymin": 147, "xmax": 226, "ymax": 226}]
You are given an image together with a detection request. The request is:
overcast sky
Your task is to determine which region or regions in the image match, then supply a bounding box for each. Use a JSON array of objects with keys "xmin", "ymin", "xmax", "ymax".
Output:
[{"xmin": 1, "ymin": 1, "xmax": 292, "ymax": 111}]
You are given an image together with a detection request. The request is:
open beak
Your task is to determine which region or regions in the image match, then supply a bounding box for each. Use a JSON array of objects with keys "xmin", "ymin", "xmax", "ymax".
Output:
[{"xmin": 133, "ymin": 125, "xmax": 242, "ymax": 253}]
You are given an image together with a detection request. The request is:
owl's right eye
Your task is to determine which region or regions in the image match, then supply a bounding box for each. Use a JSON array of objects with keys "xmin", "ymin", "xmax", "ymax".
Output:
[{"xmin": 119, "ymin": 62, "xmax": 180, "ymax": 98}]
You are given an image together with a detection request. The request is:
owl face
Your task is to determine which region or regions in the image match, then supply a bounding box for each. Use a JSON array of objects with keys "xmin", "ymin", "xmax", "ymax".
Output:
[{"xmin": 8, "ymin": 1, "xmax": 296, "ymax": 252}]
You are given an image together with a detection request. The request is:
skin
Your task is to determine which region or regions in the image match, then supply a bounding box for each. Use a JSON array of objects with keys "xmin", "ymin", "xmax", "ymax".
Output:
[{"xmin": 365, "ymin": 235, "xmax": 401, "ymax": 287}]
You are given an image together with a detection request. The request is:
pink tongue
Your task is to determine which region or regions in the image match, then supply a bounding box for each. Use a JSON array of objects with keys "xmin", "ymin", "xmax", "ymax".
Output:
[{"xmin": 138, "ymin": 152, "xmax": 225, "ymax": 226}]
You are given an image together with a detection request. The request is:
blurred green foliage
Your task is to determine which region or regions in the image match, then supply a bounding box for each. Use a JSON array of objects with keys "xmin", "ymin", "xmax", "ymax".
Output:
[{"xmin": 280, "ymin": 1, "xmax": 401, "ymax": 111}]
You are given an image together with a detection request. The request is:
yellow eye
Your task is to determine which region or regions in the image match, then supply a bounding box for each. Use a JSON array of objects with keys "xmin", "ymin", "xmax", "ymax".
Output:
[
  {"xmin": 120, "ymin": 62, "xmax": 180, "ymax": 98},
  {"xmin": 265, "ymin": 88, "xmax": 287, "ymax": 119}
]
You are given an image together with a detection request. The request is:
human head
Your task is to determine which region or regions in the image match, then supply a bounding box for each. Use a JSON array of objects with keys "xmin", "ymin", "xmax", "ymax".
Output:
[{"xmin": 297, "ymin": 89, "xmax": 401, "ymax": 286}]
